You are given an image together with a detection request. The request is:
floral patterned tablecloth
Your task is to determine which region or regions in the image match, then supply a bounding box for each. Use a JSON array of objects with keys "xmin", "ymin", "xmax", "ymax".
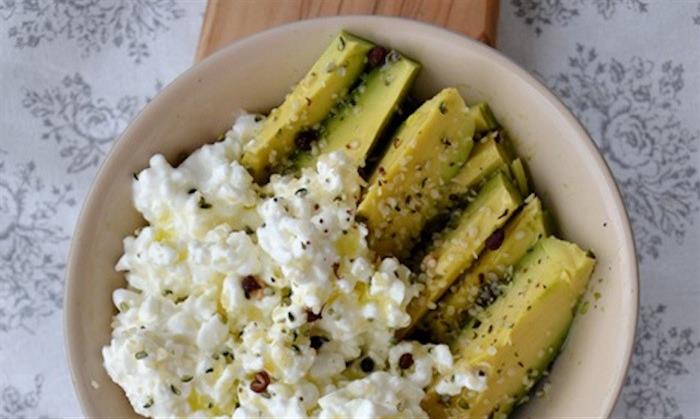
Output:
[{"xmin": 1, "ymin": 1, "xmax": 698, "ymax": 418}]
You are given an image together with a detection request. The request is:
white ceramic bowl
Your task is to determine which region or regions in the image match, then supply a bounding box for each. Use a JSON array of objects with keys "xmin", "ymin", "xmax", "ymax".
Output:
[{"xmin": 64, "ymin": 16, "xmax": 638, "ymax": 418}]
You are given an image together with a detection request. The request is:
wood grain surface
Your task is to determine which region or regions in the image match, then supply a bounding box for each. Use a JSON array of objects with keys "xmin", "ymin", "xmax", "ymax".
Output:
[{"xmin": 196, "ymin": 0, "xmax": 499, "ymax": 61}]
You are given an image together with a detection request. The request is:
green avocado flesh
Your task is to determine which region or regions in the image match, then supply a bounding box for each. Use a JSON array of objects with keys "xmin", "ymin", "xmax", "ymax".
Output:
[
  {"xmin": 415, "ymin": 196, "xmax": 551, "ymax": 343},
  {"xmin": 241, "ymin": 32, "xmax": 373, "ymax": 182},
  {"xmin": 468, "ymin": 102, "xmax": 499, "ymax": 134},
  {"xmin": 357, "ymin": 87, "xmax": 475, "ymax": 259},
  {"xmin": 398, "ymin": 172, "xmax": 522, "ymax": 337},
  {"xmin": 294, "ymin": 52, "xmax": 420, "ymax": 170},
  {"xmin": 449, "ymin": 133, "xmax": 512, "ymax": 197},
  {"xmin": 510, "ymin": 158, "xmax": 530, "ymax": 196},
  {"xmin": 421, "ymin": 237, "xmax": 595, "ymax": 419}
]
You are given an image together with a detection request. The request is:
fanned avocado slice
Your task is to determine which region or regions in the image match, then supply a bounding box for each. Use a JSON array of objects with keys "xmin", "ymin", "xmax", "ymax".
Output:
[
  {"xmin": 415, "ymin": 196, "xmax": 551, "ymax": 343},
  {"xmin": 510, "ymin": 158, "xmax": 530, "ymax": 196},
  {"xmin": 422, "ymin": 237, "xmax": 596, "ymax": 419},
  {"xmin": 449, "ymin": 133, "xmax": 512, "ymax": 197},
  {"xmin": 241, "ymin": 32, "xmax": 373, "ymax": 182},
  {"xmin": 406, "ymin": 130, "xmax": 514, "ymax": 263},
  {"xmin": 294, "ymin": 51, "xmax": 421, "ymax": 170},
  {"xmin": 468, "ymin": 102, "xmax": 499, "ymax": 134},
  {"xmin": 357, "ymin": 87, "xmax": 475, "ymax": 258},
  {"xmin": 398, "ymin": 172, "xmax": 522, "ymax": 337}
]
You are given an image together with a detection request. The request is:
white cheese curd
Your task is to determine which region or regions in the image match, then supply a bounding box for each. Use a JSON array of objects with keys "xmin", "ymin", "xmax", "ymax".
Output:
[
  {"xmin": 317, "ymin": 372, "xmax": 427, "ymax": 418},
  {"xmin": 434, "ymin": 369, "xmax": 488, "ymax": 396},
  {"xmin": 103, "ymin": 113, "xmax": 485, "ymax": 418}
]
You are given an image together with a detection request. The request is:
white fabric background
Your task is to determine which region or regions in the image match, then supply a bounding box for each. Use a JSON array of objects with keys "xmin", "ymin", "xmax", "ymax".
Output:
[{"xmin": 0, "ymin": 1, "xmax": 698, "ymax": 417}]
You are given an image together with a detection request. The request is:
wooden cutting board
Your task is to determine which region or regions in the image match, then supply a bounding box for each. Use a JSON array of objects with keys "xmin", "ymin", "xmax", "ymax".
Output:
[{"xmin": 196, "ymin": 0, "xmax": 499, "ymax": 61}]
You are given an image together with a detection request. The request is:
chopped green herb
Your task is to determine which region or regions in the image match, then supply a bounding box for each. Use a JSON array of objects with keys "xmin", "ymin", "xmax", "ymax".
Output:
[
  {"xmin": 439, "ymin": 101, "xmax": 448, "ymax": 114},
  {"xmin": 170, "ymin": 384, "xmax": 180, "ymax": 395},
  {"xmin": 135, "ymin": 351, "xmax": 148, "ymax": 360},
  {"xmin": 579, "ymin": 300, "xmax": 590, "ymax": 315},
  {"xmin": 143, "ymin": 398, "xmax": 154, "ymax": 409},
  {"xmin": 198, "ymin": 196, "xmax": 213, "ymax": 209},
  {"xmin": 338, "ymin": 36, "xmax": 346, "ymax": 51},
  {"xmin": 181, "ymin": 376, "xmax": 193, "ymax": 383}
]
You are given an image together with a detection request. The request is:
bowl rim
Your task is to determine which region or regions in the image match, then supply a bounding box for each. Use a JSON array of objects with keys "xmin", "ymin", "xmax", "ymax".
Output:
[{"xmin": 64, "ymin": 15, "xmax": 639, "ymax": 418}]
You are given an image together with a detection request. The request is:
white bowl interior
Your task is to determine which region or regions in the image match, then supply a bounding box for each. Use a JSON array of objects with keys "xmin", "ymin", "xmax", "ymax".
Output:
[{"xmin": 65, "ymin": 16, "xmax": 638, "ymax": 418}]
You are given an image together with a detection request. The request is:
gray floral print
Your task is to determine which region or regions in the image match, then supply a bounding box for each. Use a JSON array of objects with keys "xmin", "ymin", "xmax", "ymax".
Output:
[
  {"xmin": 511, "ymin": 0, "xmax": 580, "ymax": 35},
  {"xmin": 621, "ymin": 305, "xmax": 700, "ymax": 418},
  {"xmin": 511, "ymin": 0, "xmax": 648, "ymax": 35},
  {"xmin": 591, "ymin": 0, "xmax": 648, "ymax": 18},
  {"xmin": 0, "ymin": 156, "xmax": 75, "ymax": 333},
  {"xmin": 545, "ymin": 45, "xmax": 700, "ymax": 260},
  {"xmin": 22, "ymin": 73, "xmax": 145, "ymax": 174},
  {"xmin": 0, "ymin": 375, "xmax": 43, "ymax": 419},
  {"xmin": 0, "ymin": 0, "xmax": 185, "ymax": 63}
]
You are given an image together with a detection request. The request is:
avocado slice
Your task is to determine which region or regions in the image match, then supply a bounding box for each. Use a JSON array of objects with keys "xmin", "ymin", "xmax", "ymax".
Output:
[
  {"xmin": 294, "ymin": 52, "xmax": 421, "ymax": 170},
  {"xmin": 468, "ymin": 102, "xmax": 499, "ymax": 134},
  {"xmin": 241, "ymin": 32, "xmax": 373, "ymax": 182},
  {"xmin": 449, "ymin": 133, "xmax": 511, "ymax": 197},
  {"xmin": 398, "ymin": 172, "xmax": 522, "ymax": 337},
  {"xmin": 415, "ymin": 196, "xmax": 551, "ymax": 343},
  {"xmin": 357, "ymin": 87, "xmax": 475, "ymax": 258},
  {"xmin": 422, "ymin": 237, "xmax": 596, "ymax": 419},
  {"xmin": 510, "ymin": 158, "xmax": 530, "ymax": 196}
]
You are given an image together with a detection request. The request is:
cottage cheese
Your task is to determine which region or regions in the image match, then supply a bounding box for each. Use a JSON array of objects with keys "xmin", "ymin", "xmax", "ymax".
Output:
[{"xmin": 103, "ymin": 114, "xmax": 485, "ymax": 418}]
